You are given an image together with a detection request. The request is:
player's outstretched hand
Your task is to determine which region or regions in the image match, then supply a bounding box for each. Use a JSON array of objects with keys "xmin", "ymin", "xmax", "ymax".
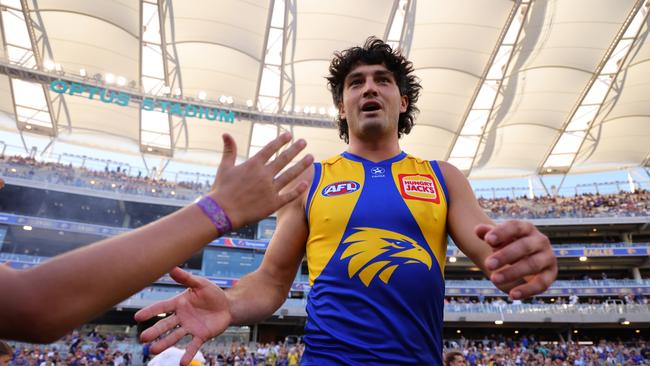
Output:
[
  {"xmin": 135, "ymin": 268, "xmax": 229, "ymax": 366},
  {"xmin": 475, "ymin": 221, "xmax": 557, "ymax": 300},
  {"xmin": 210, "ymin": 132, "xmax": 313, "ymax": 229}
]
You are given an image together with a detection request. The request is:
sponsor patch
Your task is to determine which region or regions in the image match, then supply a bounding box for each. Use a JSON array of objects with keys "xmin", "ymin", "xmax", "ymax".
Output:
[
  {"xmin": 321, "ymin": 181, "xmax": 361, "ymax": 197},
  {"xmin": 398, "ymin": 174, "xmax": 440, "ymax": 203}
]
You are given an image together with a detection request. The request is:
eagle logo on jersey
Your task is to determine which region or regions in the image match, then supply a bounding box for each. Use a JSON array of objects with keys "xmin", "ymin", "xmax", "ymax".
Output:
[{"xmin": 341, "ymin": 227, "xmax": 432, "ymax": 287}]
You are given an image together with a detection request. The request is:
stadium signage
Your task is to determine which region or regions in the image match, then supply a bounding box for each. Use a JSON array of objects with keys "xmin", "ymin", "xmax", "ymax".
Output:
[
  {"xmin": 583, "ymin": 248, "xmax": 615, "ymax": 256},
  {"xmin": 48, "ymin": 80, "xmax": 236, "ymax": 123}
]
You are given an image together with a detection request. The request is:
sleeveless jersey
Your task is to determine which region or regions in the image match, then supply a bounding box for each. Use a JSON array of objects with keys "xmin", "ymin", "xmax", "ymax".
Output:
[{"xmin": 301, "ymin": 151, "xmax": 449, "ymax": 365}]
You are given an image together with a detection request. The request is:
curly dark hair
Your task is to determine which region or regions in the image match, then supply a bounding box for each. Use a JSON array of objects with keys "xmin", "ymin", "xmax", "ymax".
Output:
[{"xmin": 326, "ymin": 37, "xmax": 421, "ymax": 143}]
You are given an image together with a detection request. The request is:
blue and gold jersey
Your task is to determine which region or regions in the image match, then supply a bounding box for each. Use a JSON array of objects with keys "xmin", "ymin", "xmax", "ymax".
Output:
[{"xmin": 302, "ymin": 151, "xmax": 449, "ymax": 365}]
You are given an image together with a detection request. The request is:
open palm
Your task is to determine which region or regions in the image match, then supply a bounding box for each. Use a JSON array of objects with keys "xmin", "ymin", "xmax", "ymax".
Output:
[{"xmin": 135, "ymin": 268, "xmax": 232, "ymax": 366}]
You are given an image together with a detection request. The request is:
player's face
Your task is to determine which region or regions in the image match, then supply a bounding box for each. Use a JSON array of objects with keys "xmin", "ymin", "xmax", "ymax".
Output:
[{"xmin": 340, "ymin": 63, "xmax": 407, "ymax": 142}]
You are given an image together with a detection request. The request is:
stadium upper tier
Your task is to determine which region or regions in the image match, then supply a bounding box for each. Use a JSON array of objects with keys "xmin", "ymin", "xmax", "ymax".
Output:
[{"xmin": 2, "ymin": 155, "xmax": 649, "ymax": 220}]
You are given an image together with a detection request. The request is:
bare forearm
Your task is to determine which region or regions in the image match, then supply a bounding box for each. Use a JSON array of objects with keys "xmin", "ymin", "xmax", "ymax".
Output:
[
  {"xmin": 222, "ymin": 180, "xmax": 309, "ymax": 326},
  {"xmin": 1, "ymin": 203, "xmax": 217, "ymax": 342},
  {"xmin": 225, "ymin": 268, "xmax": 292, "ymax": 325}
]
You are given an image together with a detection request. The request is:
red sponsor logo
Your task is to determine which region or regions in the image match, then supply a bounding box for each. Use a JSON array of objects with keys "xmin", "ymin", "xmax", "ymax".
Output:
[{"xmin": 399, "ymin": 174, "xmax": 439, "ymax": 203}]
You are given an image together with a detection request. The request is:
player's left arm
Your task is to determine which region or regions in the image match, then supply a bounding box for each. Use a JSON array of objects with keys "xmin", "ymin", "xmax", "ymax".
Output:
[{"xmin": 439, "ymin": 161, "xmax": 557, "ymax": 299}]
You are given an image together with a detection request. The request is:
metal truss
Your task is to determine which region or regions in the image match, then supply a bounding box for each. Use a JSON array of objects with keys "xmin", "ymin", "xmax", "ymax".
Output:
[
  {"xmin": 135, "ymin": 0, "xmax": 184, "ymax": 162},
  {"xmin": 383, "ymin": 0, "xmax": 400, "ymax": 42},
  {"xmin": 20, "ymin": 0, "xmax": 72, "ymax": 135},
  {"xmin": 158, "ymin": 0, "xmax": 188, "ymax": 156},
  {"xmin": 249, "ymin": 0, "xmax": 298, "ymax": 158},
  {"xmin": 279, "ymin": 0, "xmax": 297, "ymax": 114},
  {"xmin": 253, "ymin": 0, "xmax": 274, "ymax": 113},
  {"xmin": 399, "ymin": 0, "xmax": 416, "ymax": 58},
  {"xmin": 136, "ymin": 0, "xmax": 169, "ymax": 176},
  {"xmin": 4, "ymin": 0, "xmax": 72, "ymax": 153},
  {"xmin": 254, "ymin": 0, "xmax": 297, "ymax": 113},
  {"xmin": 538, "ymin": 0, "xmax": 649, "ymax": 178},
  {"xmin": 134, "ymin": 0, "xmax": 173, "ymax": 161},
  {"xmin": 248, "ymin": 0, "xmax": 277, "ymax": 159},
  {"xmin": 384, "ymin": 0, "xmax": 416, "ymax": 57},
  {"xmin": 445, "ymin": 0, "xmax": 528, "ymax": 175}
]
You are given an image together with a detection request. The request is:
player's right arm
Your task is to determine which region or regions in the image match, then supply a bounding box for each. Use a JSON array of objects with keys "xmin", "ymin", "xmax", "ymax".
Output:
[{"xmin": 135, "ymin": 166, "xmax": 314, "ymax": 366}]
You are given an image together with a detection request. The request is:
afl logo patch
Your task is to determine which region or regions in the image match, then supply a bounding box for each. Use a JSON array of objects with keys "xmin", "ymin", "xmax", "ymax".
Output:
[
  {"xmin": 399, "ymin": 174, "xmax": 440, "ymax": 203},
  {"xmin": 322, "ymin": 181, "xmax": 360, "ymax": 197}
]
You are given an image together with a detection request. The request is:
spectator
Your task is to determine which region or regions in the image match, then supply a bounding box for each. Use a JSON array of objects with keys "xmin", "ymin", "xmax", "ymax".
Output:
[
  {"xmin": 445, "ymin": 350, "xmax": 466, "ymax": 366},
  {"xmin": 0, "ymin": 341, "xmax": 12, "ymax": 366}
]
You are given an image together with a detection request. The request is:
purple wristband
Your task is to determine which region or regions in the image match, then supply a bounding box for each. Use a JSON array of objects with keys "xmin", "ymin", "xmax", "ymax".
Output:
[{"xmin": 196, "ymin": 195, "xmax": 232, "ymax": 235}]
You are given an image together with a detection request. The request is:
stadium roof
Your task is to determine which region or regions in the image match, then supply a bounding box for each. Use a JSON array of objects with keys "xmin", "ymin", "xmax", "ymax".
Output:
[{"xmin": 0, "ymin": 0, "xmax": 649, "ymax": 179}]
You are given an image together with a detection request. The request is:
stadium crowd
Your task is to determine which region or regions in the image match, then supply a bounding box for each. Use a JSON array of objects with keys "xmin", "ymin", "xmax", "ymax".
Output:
[
  {"xmin": 445, "ymin": 294, "xmax": 648, "ymax": 306},
  {"xmin": 199, "ymin": 342, "xmax": 303, "ymax": 366},
  {"xmin": 4, "ymin": 333, "xmax": 305, "ymax": 366},
  {"xmin": 5, "ymin": 331, "xmax": 137, "ymax": 366},
  {"xmin": 0, "ymin": 155, "xmax": 202, "ymax": 201},
  {"xmin": 444, "ymin": 337, "xmax": 650, "ymax": 366},
  {"xmin": 5, "ymin": 334, "xmax": 649, "ymax": 365},
  {"xmin": 2, "ymin": 154, "xmax": 649, "ymax": 220},
  {"xmin": 478, "ymin": 191, "xmax": 650, "ymax": 219}
]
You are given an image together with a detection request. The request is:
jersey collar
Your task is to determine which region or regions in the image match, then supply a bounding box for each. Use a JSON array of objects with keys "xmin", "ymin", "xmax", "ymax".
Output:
[{"xmin": 341, "ymin": 151, "xmax": 407, "ymax": 165}]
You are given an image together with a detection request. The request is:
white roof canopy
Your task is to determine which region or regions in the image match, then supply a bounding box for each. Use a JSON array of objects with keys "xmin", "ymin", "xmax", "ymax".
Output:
[{"xmin": 0, "ymin": 0, "xmax": 648, "ymax": 179}]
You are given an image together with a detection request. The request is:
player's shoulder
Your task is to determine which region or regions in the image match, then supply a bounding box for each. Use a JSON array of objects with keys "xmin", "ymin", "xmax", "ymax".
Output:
[
  {"xmin": 403, "ymin": 153, "xmax": 429, "ymax": 165},
  {"xmin": 322, "ymin": 153, "xmax": 346, "ymax": 166},
  {"xmin": 435, "ymin": 160, "xmax": 465, "ymax": 181}
]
